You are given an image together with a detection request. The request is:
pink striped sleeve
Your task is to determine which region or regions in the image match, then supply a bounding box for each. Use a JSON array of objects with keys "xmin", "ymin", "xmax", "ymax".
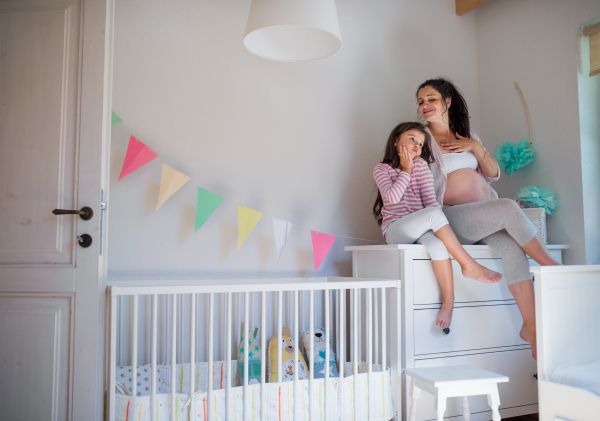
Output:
[
  {"xmin": 414, "ymin": 159, "xmax": 441, "ymax": 209},
  {"xmin": 373, "ymin": 163, "xmax": 411, "ymax": 204}
]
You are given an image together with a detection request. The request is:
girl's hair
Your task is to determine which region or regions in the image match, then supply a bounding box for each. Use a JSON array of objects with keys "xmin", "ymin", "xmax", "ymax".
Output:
[
  {"xmin": 372, "ymin": 122, "xmax": 434, "ymax": 226},
  {"xmin": 416, "ymin": 78, "xmax": 471, "ymax": 139}
]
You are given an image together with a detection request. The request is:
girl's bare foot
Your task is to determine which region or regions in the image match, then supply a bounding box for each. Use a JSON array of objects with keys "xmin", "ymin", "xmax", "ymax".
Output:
[
  {"xmin": 462, "ymin": 263, "xmax": 502, "ymax": 283},
  {"xmin": 436, "ymin": 302, "xmax": 454, "ymax": 329},
  {"xmin": 519, "ymin": 323, "xmax": 537, "ymax": 360}
]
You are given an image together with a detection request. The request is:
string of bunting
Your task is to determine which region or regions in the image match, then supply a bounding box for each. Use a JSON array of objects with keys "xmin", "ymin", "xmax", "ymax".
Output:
[{"xmin": 111, "ymin": 112, "xmax": 385, "ymax": 272}]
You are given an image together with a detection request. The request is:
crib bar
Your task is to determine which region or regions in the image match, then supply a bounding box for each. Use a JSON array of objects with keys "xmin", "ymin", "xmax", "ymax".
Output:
[
  {"xmin": 381, "ymin": 287, "xmax": 386, "ymax": 371},
  {"xmin": 325, "ymin": 288, "xmax": 330, "ymax": 421},
  {"xmin": 294, "ymin": 290, "xmax": 299, "ymax": 421},
  {"xmin": 208, "ymin": 293, "xmax": 214, "ymax": 421},
  {"xmin": 244, "ymin": 291, "xmax": 249, "ymax": 421},
  {"xmin": 374, "ymin": 289, "xmax": 379, "ymax": 365},
  {"xmin": 171, "ymin": 294, "xmax": 177, "ymax": 421},
  {"xmin": 108, "ymin": 295, "xmax": 117, "ymax": 421},
  {"xmin": 190, "ymin": 294, "xmax": 196, "ymax": 414},
  {"xmin": 309, "ymin": 289, "xmax": 315, "ymax": 416},
  {"xmin": 277, "ymin": 291, "xmax": 283, "ymax": 383},
  {"xmin": 131, "ymin": 295, "xmax": 138, "ymax": 397},
  {"xmin": 338, "ymin": 289, "xmax": 345, "ymax": 421},
  {"xmin": 350, "ymin": 289, "xmax": 354, "ymax": 362},
  {"xmin": 151, "ymin": 294, "xmax": 157, "ymax": 421},
  {"xmin": 353, "ymin": 288, "xmax": 359, "ymax": 419},
  {"xmin": 367, "ymin": 288, "xmax": 372, "ymax": 421},
  {"xmin": 358, "ymin": 289, "xmax": 362, "ymax": 363},
  {"xmin": 226, "ymin": 292, "xmax": 232, "ymax": 421},
  {"xmin": 260, "ymin": 291, "xmax": 266, "ymax": 421}
]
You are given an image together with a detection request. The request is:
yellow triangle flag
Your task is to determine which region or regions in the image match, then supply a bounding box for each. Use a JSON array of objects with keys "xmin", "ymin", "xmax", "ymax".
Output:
[
  {"xmin": 237, "ymin": 205, "xmax": 263, "ymax": 250},
  {"xmin": 156, "ymin": 163, "xmax": 191, "ymax": 210}
]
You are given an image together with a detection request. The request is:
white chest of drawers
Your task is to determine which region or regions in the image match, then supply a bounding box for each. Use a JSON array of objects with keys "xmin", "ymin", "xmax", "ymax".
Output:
[{"xmin": 345, "ymin": 244, "xmax": 567, "ymax": 421}]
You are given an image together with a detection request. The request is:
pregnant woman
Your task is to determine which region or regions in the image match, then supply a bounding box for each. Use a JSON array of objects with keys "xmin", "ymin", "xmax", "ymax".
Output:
[{"xmin": 416, "ymin": 78, "xmax": 560, "ymax": 359}]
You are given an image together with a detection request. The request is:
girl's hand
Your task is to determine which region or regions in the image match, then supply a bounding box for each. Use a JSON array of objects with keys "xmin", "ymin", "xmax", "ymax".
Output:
[
  {"xmin": 399, "ymin": 145, "xmax": 413, "ymax": 174},
  {"xmin": 440, "ymin": 132, "xmax": 479, "ymax": 153}
]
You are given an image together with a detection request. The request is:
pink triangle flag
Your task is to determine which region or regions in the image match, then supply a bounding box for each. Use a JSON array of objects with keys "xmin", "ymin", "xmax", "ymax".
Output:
[
  {"xmin": 310, "ymin": 230, "xmax": 336, "ymax": 272},
  {"xmin": 118, "ymin": 135, "xmax": 159, "ymax": 181}
]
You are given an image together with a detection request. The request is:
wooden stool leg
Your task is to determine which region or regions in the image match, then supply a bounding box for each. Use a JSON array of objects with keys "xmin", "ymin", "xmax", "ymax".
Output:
[
  {"xmin": 462, "ymin": 396, "xmax": 470, "ymax": 421},
  {"xmin": 409, "ymin": 378, "xmax": 421, "ymax": 421},
  {"xmin": 487, "ymin": 384, "xmax": 501, "ymax": 421}
]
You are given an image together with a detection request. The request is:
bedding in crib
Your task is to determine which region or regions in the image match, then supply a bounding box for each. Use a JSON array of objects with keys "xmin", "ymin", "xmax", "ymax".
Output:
[
  {"xmin": 114, "ymin": 364, "xmax": 393, "ymax": 421},
  {"xmin": 549, "ymin": 359, "xmax": 600, "ymax": 397}
]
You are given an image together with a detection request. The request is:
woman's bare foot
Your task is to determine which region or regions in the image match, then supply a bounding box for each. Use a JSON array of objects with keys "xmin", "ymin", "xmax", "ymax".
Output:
[
  {"xmin": 462, "ymin": 263, "xmax": 503, "ymax": 283},
  {"xmin": 436, "ymin": 302, "xmax": 454, "ymax": 329},
  {"xmin": 520, "ymin": 323, "xmax": 537, "ymax": 359}
]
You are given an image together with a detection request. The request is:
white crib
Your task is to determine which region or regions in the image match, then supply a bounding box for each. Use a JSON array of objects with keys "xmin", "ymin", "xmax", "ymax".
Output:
[
  {"xmin": 533, "ymin": 265, "xmax": 600, "ymax": 421},
  {"xmin": 106, "ymin": 277, "xmax": 402, "ymax": 421}
]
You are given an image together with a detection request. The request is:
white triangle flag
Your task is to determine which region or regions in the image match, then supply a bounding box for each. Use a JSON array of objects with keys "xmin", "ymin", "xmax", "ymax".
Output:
[{"xmin": 273, "ymin": 218, "xmax": 293, "ymax": 261}]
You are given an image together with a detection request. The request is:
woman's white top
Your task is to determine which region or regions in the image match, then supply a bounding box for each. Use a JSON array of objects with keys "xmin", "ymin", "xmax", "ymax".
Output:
[{"xmin": 442, "ymin": 151, "xmax": 479, "ymax": 175}]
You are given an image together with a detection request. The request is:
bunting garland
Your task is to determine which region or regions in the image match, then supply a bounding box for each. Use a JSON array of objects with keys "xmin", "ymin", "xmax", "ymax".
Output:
[{"xmin": 113, "ymin": 112, "xmax": 383, "ymax": 271}]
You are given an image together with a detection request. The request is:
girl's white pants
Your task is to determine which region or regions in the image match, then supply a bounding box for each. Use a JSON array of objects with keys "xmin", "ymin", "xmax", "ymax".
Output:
[{"xmin": 385, "ymin": 207, "xmax": 450, "ymax": 260}]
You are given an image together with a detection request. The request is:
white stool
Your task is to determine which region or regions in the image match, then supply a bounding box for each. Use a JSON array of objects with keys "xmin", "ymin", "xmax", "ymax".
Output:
[{"xmin": 403, "ymin": 365, "xmax": 509, "ymax": 421}]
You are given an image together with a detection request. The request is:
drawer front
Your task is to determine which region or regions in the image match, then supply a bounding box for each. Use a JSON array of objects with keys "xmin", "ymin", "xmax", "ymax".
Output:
[
  {"xmin": 414, "ymin": 304, "xmax": 527, "ymax": 355},
  {"xmin": 407, "ymin": 349, "xmax": 537, "ymax": 420},
  {"xmin": 413, "ymin": 259, "xmax": 541, "ymax": 304}
]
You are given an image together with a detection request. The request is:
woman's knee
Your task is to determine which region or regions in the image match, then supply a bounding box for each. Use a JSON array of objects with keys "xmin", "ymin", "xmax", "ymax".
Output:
[{"xmin": 496, "ymin": 198, "xmax": 522, "ymax": 216}]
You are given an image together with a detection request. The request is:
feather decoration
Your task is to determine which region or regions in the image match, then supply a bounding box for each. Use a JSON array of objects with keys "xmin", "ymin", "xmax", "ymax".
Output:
[
  {"xmin": 515, "ymin": 185, "xmax": 557, "ymax": 215},
  {"xmin": 494, "ymin": 139, "xmax": 536, "ymax": 176}
]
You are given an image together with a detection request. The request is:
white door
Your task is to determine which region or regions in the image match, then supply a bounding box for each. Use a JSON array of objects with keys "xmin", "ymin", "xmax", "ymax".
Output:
[{"xmin": 0, "ymin": 0, "xmax": 113, "ymax": 419}]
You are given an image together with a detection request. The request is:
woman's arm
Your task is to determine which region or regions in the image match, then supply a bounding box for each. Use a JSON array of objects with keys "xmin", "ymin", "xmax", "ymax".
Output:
[
  {"xmin": 439, "ymin": 131, "xmax": 500, "ymax": 180},
  {"xmin": 373, "ymin": 163, "xmax": 411, "ymax": 204}
]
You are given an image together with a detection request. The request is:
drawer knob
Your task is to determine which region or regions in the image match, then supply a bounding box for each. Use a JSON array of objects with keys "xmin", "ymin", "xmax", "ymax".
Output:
[{"xmin": 443, "ymin": 327, "xmax": 450, "ymax": 335}]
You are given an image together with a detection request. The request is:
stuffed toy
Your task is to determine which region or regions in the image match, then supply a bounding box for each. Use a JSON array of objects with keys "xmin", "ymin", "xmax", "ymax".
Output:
[
  {"xmin": 301, "ymin": 327, "xmax": 339, "ymax": 378},
  {"xmin": 237, "ymin": 327, "xmax": 261, "ymax": 385},
  {"xmin": 266, "ymin": 327, "xmax": 309, "ymax": 382}
]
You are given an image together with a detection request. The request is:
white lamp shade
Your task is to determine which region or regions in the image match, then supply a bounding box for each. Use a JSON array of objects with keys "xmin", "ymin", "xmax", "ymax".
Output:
[{"xmin": 244, "ymin": 0, "xmax": 342, "ymax": 62}]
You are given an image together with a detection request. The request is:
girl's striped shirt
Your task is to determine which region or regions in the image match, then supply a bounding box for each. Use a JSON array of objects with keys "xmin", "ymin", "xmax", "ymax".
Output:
[{"xmin": 373, "ymin": 158, "xmax": 440, "ymax": 240}]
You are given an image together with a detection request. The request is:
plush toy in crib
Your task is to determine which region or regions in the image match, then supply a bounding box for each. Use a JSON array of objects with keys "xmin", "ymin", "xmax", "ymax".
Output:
[
  {"xmin": 237, "ymin": 327, "xmax": 262, "ymax": 385},
  {"xmin": 301, "ymin": 327, "xmax": 339, "ymax": 378},
  {"xmin": 266, "ymin": 327, "xmax": 309, "ymax": 382}
]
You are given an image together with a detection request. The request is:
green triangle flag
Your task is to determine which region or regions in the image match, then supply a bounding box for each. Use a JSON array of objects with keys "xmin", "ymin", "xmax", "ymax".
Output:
[
  {"xmin": 195, "ymin": 187, "xmax": 224, "ymax": 232},
  {"xmin": 111, "ymin": 111, "xmax": 123, "ymax": 126}
]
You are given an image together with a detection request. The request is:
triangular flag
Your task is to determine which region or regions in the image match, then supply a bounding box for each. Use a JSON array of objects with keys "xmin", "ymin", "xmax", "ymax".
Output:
[
  {"xmin": 195, "ymin": 187, "xmax": 224, "ymax": 232},
  {"xmin": 238, "ymin": 206, "xmax": 263, "ymax": 250},
  {"xmin": 156, "ymin": 164, "xmax": 190, "ymax": 210},
  {"xmin": 111, "ymin": 111, "xmax": 123, "ymax": 126},
  {"xmin": 118, "ymin": 135, "xmax": 159, "ymax": 181},
  {"xmin": 273, "ymin": 218, "xmax": 293, "ymax": 260},
  {"xmin": 310, "ymin": 231, "xmax": 336, "ymax": 272}
]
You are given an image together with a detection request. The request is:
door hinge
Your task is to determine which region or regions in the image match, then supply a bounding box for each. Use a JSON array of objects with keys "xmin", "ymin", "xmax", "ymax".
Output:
[{"xmin": 100, "ymin": 189, "xmax": 106, "ymax": 255}]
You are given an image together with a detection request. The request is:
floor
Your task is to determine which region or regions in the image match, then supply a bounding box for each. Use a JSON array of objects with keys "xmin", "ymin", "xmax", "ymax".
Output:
[{"xmin": 504, "ymin": 414, "xmax": 538, "ymax": 421}]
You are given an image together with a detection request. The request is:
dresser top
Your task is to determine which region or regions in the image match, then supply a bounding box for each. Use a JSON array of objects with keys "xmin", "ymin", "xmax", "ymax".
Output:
[{"xmin": 345, "ymin": 244, "xmax": 569, "ymax": 251}]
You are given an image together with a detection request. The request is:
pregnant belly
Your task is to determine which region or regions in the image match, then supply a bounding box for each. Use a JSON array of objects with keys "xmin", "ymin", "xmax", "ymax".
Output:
[{"xmin": 444, "ymin": 169, "xmax": 492, "ymax": 206}]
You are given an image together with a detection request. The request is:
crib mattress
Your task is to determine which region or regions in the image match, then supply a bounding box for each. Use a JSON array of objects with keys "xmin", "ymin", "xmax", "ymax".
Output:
[
  {"xmin": 114, "ymin": 369, "xmax": 392, "ymax": 421},
  {"xmin": 549, "ymin": 359, "xmax": 600, "ymax": 397}
]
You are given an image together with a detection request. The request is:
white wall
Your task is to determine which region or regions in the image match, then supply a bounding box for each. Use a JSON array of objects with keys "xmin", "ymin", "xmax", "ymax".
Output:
[
  {"xmin": 579, "ymin": 33, "xmax": 600, "ymax": 264},
  {"xmin": 108, "ymin": 0, "xmax": 481, "ymax": 280},
  {"xmin": 475, "ymin": 0, "xmax": 600, "ymax": 264}
]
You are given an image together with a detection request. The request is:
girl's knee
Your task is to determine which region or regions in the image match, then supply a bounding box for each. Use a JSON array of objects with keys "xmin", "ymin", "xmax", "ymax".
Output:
[{"xmin": 419, "ymin": 234, "xmax": 449, "ymax": 260}]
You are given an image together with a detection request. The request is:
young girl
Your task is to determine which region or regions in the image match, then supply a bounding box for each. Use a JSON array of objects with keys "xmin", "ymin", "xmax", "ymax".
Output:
[{"xmin": 373, "ymin": 122, "xmax": 502, "ymax": 329}]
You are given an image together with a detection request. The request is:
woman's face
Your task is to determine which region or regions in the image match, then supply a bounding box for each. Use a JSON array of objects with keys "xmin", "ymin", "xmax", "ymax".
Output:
[
  {"xmin": 417, "ymin": 86, "xmax": 451, "ymax": 123},
  {"xmin": 394, "ymin": 129, "xmax": 425, "ymax": 158}
]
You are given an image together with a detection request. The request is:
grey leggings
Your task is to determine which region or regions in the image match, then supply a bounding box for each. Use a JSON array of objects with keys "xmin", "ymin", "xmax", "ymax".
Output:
[{"xmin": 443, "ymin": 198, "xmax": 539, "ymax": 286}]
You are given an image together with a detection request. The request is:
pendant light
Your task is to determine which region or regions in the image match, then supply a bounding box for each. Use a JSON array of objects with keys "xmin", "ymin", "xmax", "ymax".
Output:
[{"xmin": 244, "ymin": 0, "xmax": 343, "ymax": 62}]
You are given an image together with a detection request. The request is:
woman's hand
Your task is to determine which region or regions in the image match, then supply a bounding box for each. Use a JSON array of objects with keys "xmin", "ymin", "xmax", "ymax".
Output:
[
  {"xmin": 399, "ymin": 145, "xmax": 413, "ymax": 174},
  {"xmin": 440, "ymin": 133, "xmax": 480, "ymax": 154}
]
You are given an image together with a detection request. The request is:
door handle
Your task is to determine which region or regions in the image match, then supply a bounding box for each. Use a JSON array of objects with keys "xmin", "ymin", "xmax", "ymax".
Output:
[{"xmin": 52, "ymin": 206, "xmax": 93, "ymax": 220}]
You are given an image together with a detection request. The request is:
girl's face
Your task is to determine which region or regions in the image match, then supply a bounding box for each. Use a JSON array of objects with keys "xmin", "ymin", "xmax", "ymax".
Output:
[
  {"xmin": 417, "ymin": 86, "xmax": 451, "ymax": 123},
  {"xmin": 395, "ymin": 129, "xmax": 425, "ymax": 158}
]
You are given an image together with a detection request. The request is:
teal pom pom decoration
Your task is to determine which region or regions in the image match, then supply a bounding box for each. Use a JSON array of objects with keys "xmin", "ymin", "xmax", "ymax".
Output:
[
  {"xmin": 494, "ymin": 139, "xmax": 535, "ymax": 176},
  {"xmin": 515, "ymin": 185, "xmax": 557, "ymax": 215}
]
